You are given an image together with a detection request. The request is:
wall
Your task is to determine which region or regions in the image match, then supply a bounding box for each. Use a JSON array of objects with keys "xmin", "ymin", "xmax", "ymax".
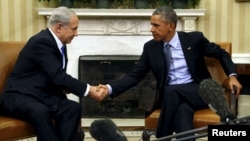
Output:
[
  {"xmin": 198, "ymin": 0, "xmax": 250, "ymax": 53},
  {"xmin": 0, "ymin": 0, "xmax": 45, "ymax": 41},
  {"xmin": 0, "ymin": 0, "xmax": 250, "ymax": 53}
]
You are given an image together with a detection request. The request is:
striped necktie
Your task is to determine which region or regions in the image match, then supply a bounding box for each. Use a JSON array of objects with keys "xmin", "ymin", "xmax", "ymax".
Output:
[
  {"xmin": 61, "ymin": 45, "xmax": 66, "ymax": 68},
  {"xmin": 164, "ymin": 43, "xmax": 172, "ymax": 83}
]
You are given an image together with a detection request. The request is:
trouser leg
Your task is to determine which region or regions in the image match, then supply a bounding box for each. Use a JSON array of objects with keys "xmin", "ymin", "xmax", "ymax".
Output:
[
  {"xmin": 156, "ymin": 83, "xmax": 208, "ymax": 139},
  {"xmin": 0, "ymin": 94, "xmax": 60, "ymax": 141},
  {"xmin": 53, "ymin": 99, "xmax": 82, "ymax": 141}
]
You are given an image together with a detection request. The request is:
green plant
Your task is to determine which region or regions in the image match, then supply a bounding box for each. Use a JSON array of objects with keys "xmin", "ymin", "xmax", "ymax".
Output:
[
  {"xmin": 166, "ymin": 0, "xmax": 201, "ymax": 8},
  {"xmin": 187, "ymin": 0, "xmax": 200, "ymax": 8}
]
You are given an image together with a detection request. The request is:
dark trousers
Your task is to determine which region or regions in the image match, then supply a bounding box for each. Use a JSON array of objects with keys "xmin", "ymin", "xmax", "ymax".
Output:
[
  {"xmin": 156, "ymin": 83, "xmax": 208, "ymax": 141},
  {"xmin": 0, "ymin": 93, "xmax": 82, "ymax": 141}
]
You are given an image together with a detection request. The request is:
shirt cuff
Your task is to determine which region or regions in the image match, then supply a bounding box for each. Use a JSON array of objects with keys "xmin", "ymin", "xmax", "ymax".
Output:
[
  {"xmin": 84, "ymin": 84, "xmax": 90, "ymax": 97},
  {"xmin": 106, "ymin": 84, "xmax": 112, "ymax": 95},
  {"xmin": 229, "ymin": 73, "xmax": 238, "ymax": 78}
]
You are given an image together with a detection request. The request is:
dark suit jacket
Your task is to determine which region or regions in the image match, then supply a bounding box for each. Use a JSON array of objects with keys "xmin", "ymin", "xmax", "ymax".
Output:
[
  {"xmin": 109, "ymin": 31, "xmax": 236, "ymax": 98},
  {"xmin": 1, "ymin": 29, "xmax": 86, "ymax": 106}
]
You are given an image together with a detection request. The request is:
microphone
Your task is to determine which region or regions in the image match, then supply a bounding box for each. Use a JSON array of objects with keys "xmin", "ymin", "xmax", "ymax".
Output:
[
  {"xmin": 199, "ymin": 78, "xmax": 236, "ymax": 123},
  {"xmin": 89, "ymin": 118, "xmax": 128, "ymax": 141}
]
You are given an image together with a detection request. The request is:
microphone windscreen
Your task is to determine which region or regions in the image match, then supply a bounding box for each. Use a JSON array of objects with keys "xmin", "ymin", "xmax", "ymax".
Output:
[
  {"xmin": 89, "ymin": 118, "xmax": 128, "ymax": 141},
  {"xmin": 199, "ymin": 78, "xmax": 235, "ymax": 122}
]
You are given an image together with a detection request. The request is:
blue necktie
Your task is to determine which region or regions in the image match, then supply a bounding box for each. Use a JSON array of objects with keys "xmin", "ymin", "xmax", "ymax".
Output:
[
  {"xmin": 164, "ymin": 44, "xmax": 172, "ymax": 83},
  {"xmin": 61, "ymin": 45, "xmax": 66, "ymax": 68}
]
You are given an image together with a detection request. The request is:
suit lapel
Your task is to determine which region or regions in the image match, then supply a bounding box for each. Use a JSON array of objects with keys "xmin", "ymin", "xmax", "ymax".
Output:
[
  {"xmin": 154, "ymin": 41, "xmax": 167, "ymax": 88},
  {"xmin": 178, "ymin": 32, "xmax": 195, "ymax": 75},
  {"xmin": 46, "ymin": 29, "xmax": 68, "ymax": 70}
]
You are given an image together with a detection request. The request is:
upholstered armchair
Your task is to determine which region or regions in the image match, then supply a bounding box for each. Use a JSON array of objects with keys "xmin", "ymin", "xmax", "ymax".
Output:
[{"xmin": 0, "ymin": 41, "xmax": 84, "ymax": 141}]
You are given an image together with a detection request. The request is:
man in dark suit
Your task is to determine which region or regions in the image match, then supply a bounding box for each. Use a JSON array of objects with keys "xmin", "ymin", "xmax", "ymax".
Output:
[
  {"xmin": 95, "ymin": 6, "xmax": 242, "ymax": 140},
  {"xmin": 0, "ymin": 7, "xmax": 104, "ymax": 141}
]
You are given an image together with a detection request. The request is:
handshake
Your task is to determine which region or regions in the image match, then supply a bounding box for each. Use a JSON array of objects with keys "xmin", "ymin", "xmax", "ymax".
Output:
[{"xmin": 88, "ymin": 84, "xmax": 109, "ymax": 101}]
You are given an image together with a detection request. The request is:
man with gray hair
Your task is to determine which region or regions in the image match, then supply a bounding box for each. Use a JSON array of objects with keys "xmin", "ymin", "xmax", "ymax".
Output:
[
  {"xmin": 96, "ymin": 6, "xmax": 242, "ymax": 140},
  {"xmin": 0, "ymin": 6, "xmax": 104, "ymax": 141}
]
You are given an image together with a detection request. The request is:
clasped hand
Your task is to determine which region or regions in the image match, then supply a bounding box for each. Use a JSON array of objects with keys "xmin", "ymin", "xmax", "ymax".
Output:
[{"xmin": 89, "ymin": 84, "xmax": 109, "ymax": 101}]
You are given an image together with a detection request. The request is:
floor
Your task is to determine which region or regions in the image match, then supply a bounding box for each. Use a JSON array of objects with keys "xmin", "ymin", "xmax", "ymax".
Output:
[
  {"xmin": 81, "ymin": 118, "xmax": 209, "ymax": 141},
  {"xmin": 83, "ymin": 131, "xmax": 208, "ymax": 141},
  {"xmin": 84, "ymin": 134, "xmax": 208, "ymax": 141},
  {"xmin": 18, "ymin": 131, "xmax": 207, "ymax": 141}
]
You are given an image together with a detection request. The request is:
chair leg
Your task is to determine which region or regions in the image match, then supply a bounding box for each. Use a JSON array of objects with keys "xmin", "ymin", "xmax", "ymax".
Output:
[{"xmin": 142, "ymin": 129, "xmax": 156, "ymax": 141}]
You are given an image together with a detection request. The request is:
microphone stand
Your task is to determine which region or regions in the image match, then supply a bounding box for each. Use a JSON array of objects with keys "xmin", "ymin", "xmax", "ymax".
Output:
[
  {"xmin": 175, "ymin": 133, "xmax": 207, "ymax": 141},
  {"xmin": 151, "ymin": 126, "xmax": 208, "ymax": 141},
  {"xmin": 152, "ymin": 115, "xmax": 250, "ymax": 141}
]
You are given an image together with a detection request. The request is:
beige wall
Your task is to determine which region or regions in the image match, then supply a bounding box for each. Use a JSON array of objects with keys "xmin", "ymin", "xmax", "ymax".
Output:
[
  {"xmin": 0, "ymin": 0, "xmax": 45, "ymax": 41},
  {"xmin": 198, "ymin": 0, "xmax": 250, "ymax": 53},
  {"xmin": 0, "ymin": 0, "xmax": 249, "ymax": 53}
]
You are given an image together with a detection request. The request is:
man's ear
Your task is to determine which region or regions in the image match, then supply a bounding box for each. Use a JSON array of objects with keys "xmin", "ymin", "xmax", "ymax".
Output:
[
  {"xmin": 55, "ymin": 23, "xmax": 63, "ymax": 33},
  {"xmin": 169, "ymin": 22, "xmax": 176, "ymax": 31}
]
